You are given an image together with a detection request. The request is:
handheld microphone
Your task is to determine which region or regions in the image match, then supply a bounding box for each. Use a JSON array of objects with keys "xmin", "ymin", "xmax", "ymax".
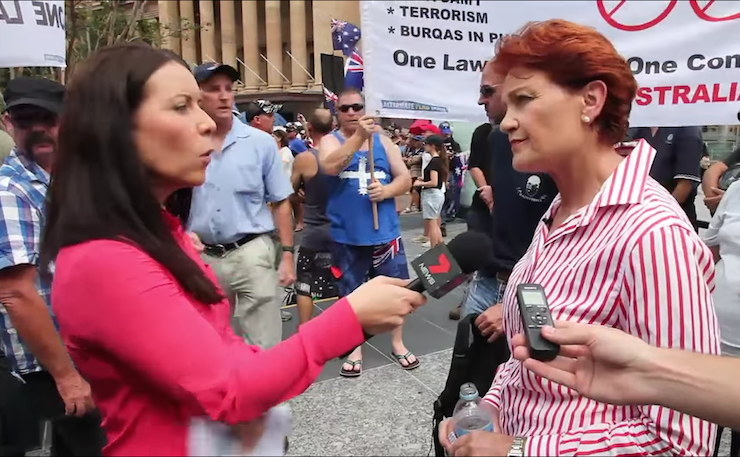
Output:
[
  {"xmin": 338, "ymin": 231, "xmax": 493, "ymax": 359},
  {"xmin": 339, "ymin": 231, "xmax": 493, "ymax": 359},
  {"xmin": 407, "ymin": 231, "xmax": 493, "ymax": 298}
]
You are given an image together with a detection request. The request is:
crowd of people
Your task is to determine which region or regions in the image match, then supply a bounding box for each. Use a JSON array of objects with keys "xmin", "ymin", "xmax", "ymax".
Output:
[{"xmin": 0, "ymin": 16, "xmax": 739, "ymax": 457}]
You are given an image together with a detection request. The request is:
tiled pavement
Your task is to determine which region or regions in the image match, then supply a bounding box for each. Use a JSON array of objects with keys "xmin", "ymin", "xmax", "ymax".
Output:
[
  {"xmin": 281, "ymin": 193, "xmax": 733, "ymax": 456},
  {"xmin": 281, "ymin": 215, "xmax": 467, "ymax": 456}
]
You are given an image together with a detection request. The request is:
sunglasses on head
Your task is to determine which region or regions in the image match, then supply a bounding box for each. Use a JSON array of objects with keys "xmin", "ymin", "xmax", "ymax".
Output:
[
  {"xmin": 480, "ymin": 85, "xmax": 497, "ymax": 97},
  {"xmin": 338, "ymin": 103, "xmax": 364, "ymax": 113}
]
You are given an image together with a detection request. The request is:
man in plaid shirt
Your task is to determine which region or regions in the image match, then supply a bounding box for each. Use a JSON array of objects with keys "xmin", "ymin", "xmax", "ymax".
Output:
[{"xmin": 0, "ymin": 77, "xmax": 104, "ymax": 455}]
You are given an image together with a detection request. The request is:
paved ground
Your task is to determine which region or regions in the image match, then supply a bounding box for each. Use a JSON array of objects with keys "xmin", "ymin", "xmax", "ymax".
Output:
[
  {"xmin": 283, "ymin": 213, "xmax": 466, "ymax": 456},
  {"xmin": 282, "ymin": 192, "xmax": 733, "ymax": 457}
]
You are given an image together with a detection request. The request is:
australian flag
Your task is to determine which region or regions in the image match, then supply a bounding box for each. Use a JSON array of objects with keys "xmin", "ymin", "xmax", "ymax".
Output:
[
  {"xmin": 344, "ymin": 49, "xmax": 364, "ymax": 92},
  {"xmin": 323, "ymin": 85, "xmax": 338, "ymax": 114},
  {"xmin": 331, "ymin": 19, "xmax": 361, "ymax": 57}
]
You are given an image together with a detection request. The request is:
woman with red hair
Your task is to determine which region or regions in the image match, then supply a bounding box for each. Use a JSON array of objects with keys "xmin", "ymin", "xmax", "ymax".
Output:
[{"xmin": 440, "ymin": 19, "xmax": 718, "ymax": 456}]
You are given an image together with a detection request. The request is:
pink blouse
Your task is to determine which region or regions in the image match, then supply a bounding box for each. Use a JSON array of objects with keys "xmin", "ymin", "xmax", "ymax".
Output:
[{"xmin": 51, "ymin": 214, "xmax": 365, "ymax": 456}]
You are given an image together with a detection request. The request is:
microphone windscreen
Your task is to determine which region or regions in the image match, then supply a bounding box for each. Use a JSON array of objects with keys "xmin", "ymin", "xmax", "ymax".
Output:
[{"xmin": 446, "ymin": 231, "xmax": 493, "ymax": 274}]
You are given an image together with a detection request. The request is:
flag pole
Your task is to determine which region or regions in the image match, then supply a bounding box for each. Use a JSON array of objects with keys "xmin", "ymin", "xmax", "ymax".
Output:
[{"xmin": 368, "ymin": 132, "xmax": 379, "ymax": 230}]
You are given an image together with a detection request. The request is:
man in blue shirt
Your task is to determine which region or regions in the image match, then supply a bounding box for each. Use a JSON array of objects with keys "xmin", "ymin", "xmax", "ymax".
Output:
[
  {"xmin": 188, "ymin": 63, "xmax": 296, "ymax": 349},
  {"xmin": 0, "ymin": 77, "xmax": 104, "ymax": 455}
]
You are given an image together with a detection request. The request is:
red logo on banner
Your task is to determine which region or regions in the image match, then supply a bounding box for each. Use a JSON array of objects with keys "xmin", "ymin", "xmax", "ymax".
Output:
[
  {"xmin": 428, "ymin": 254, "xmax": 451, "ymax": 275},
  {"xmin": 597, "ymin": 0, "xmax": 678, "ymax": 31},
  {"xmin": 598, "ymin": 0, "xmax": 740, "ymax": 31},
  {"xmin": 690, "ymin": 0, "xmax": 740, "ymax": 22}
]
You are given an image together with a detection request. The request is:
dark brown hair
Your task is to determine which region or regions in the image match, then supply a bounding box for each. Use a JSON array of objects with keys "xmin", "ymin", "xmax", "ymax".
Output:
[
  {"xmin": 41, "ymin": 42, "xmax": 222, "ymax": 304},
  {"xmin": 273, "ymin": 129, "xmax": 289, "ymax": 148}
]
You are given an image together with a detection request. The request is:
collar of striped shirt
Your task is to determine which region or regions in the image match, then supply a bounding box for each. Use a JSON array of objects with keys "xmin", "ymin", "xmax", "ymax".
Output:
[
  {"xmin": 486, "ymin": 138, "xmax": 719, "ymax": 456},
  {"xmin": 541, "ymin": 139, "xmax": 656, "ymax": 233}
]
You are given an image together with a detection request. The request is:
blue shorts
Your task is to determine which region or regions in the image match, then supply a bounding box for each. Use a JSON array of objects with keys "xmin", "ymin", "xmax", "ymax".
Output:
[
  {"xmin": 331, "ymin": 237, "xmax": 409, "ymax": 297},
  {"xmin": 462, "ymin": 272, "xmax": 508, "ymax": 317}
]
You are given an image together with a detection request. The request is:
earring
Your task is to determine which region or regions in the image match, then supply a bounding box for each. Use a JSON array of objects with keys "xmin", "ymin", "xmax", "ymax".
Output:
[{"xmin": 582, "ymin": 115, "xmax": 591, "ymax": 123}]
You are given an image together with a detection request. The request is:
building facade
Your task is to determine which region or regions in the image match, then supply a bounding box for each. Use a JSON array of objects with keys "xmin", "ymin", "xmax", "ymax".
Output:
[{"xmin": 156, "ymin": 0, "xmax": 360, "ymax": 117}]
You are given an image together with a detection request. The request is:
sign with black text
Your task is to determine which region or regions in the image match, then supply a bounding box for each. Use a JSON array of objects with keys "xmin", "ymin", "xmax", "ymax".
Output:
[
  {"xmin": 0, "ymin": 0, "xmax": 66, "ymax": 68},
  {"xmin": 361, "ymin": 0, "xmax": 740, "ymax": 126}
]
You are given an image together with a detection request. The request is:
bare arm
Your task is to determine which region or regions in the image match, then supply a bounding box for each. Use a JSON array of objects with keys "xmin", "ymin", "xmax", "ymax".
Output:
[
  {"xmin": 470, "ymin": 168, "xmax": 487, "ymax": 188},
  {"xmin": 290, "ymin": 152, "xmax": 312, "ymax": 193},
  {"xmin": 512, "ymin": 322, "xmax": 740, "ymax": 433},
  {"xmin": 415, "ymin": 170, "xmax": 439, "ymax": 188},
  {"xmin": 702, "ymin": 161, "xmax": 728, "ymax": 197},
  {"xmin": 672, "ymin": 179, "xmax": 694, "ymax": 204},
  {"xmin": 0, "ymin": 265, "xmax": 76, "ymax": 380},
  {"xmin": 318, "ymin": 132, "xmax": 364, "ymax": 176}
]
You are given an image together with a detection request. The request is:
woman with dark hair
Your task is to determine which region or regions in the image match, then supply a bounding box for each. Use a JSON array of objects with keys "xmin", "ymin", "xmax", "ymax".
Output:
[
  {"xmin": 413, "ymin": 135, "xmax": 449, "ymax": 247},
  {"xmin": 439, "ymin": 19, "xmax": 718, "ymax": 457},
  {"xmin": 40, "ymin": 42, "xmax": 425, "ymax": 456}
]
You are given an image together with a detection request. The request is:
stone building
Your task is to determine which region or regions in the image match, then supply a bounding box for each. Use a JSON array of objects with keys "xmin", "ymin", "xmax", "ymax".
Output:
[{"xmin": 156, "ymin": 0, "xmax": 360, "ymax": 119}]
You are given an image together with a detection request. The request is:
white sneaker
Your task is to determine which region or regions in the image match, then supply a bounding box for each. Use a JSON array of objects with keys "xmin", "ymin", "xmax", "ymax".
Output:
[
  {"xmin": 421, "ymin": 241, "xmax": 431, "ymax": 248},
  {"xmin": 411, "ymin": 235, "xmax": 429, "ymax": 243}
]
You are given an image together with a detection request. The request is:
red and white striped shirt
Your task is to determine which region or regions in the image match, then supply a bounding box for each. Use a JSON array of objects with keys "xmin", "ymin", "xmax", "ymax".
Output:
[{"xmin": 484, "ymin": 140, "xmax": 719, "ymax": 456}]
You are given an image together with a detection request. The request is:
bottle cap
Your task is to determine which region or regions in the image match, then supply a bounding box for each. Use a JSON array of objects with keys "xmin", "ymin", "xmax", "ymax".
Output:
[{"xmin": 459, "ymin": 382, "xmax": 479, "ymax": 401}]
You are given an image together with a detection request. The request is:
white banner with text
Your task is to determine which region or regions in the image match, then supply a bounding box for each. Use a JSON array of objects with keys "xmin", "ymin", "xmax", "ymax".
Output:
[
  {"xmin": 360, "ymin": 0, "xmax": 740, "ymax": 126},
  {"xmin": 0, "ymin": 0, "xmax": 66, "ymax": 68}
]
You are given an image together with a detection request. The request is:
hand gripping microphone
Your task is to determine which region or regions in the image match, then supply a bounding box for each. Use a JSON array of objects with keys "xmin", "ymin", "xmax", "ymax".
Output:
[
  {"xmin": 407, "ymin": 231, "xmax": 493, "ymax": 298},
  {"xmin": 339, "ymin": 231, "xmax": 493, "ymax": 359}
]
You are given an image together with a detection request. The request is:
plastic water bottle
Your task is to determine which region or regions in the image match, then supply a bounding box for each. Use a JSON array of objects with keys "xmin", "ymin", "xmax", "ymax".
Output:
[{"xmin": 451, "ymin": 383, "xmax": 493, "ymax": 440}]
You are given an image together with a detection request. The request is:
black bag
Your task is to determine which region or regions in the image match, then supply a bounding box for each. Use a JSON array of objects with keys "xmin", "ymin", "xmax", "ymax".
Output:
[{"xmin": 432, "ymin": 313, "xmax": 511, "ymax": 456}]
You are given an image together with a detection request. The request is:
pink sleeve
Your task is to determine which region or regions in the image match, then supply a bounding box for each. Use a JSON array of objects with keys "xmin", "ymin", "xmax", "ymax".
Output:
[{"xmin": 55, "ymin": 241, "xmax": 365, "ymax": 424}]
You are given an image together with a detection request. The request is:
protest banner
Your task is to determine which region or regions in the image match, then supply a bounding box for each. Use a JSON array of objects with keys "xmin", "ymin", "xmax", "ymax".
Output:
[
  {"xmin": 361, "ymin": 0, "xmax": 740, "ymax": 126},
  {"xmin": 0, "ymin": 0, "xmax": 66, "ymax": 68}
]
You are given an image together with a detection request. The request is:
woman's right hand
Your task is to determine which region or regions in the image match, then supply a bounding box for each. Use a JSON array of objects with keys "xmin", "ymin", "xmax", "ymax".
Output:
[
  {"xmin": 346, "ymin": 276, "xmax": 426, "ymax": 335},
  {"xmin": 511, "ymin": 321, "xmax": 661, "ymax": 406}
]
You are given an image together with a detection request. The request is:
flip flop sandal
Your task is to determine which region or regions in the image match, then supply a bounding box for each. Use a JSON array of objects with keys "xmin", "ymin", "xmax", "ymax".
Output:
[
  {"xmin": 339, "ymin": 359, "xmax": 362, "ymax": 378},
  {"xmin": 391, "ymin": 351, "xmax": 420, "ymax": 371}
]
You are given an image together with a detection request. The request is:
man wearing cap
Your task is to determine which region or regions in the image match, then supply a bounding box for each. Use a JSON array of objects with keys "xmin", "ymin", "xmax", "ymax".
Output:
[
  {"xmin": 286, "ymin": 123, "xmax": 309, "ymax": 157},
  {"xmin": 188, "ymin": 63, "xmax": 296, "ymax": 349},
  {"xmin": 0, "ymin": 77, "xmax": 105, "ymax": 455},
  {"xmin": 245, "ymin": 99, "xmax": 281, "ymax": 134}
]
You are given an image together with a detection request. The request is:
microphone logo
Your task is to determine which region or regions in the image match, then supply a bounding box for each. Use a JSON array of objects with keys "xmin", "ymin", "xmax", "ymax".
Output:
[{"xmin": 428, "ymin": 254, "xmax": 451, "ymax": 274}]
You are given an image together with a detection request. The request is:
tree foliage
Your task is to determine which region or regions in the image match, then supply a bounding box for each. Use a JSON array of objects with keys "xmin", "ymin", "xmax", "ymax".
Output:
[
  {"xmin": 65, "ymin": 0, "xmax": 200, "ymax": 80},
  {"xmin": 1, "ymin": 1, "xmax": 201, "ymax": 89}
]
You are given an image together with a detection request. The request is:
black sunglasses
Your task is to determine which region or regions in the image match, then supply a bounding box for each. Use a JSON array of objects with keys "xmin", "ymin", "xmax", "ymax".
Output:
[
  {"xmin": 480, "ymin": 85, "xmax": 497, "ymax": 97},
  {"xmin": 338, "ymin": 103, "xmax": 364, "ymax": 113},
  {"xmin": 8, "ymin": 108, "xmax": 59, "ymax": 130}
]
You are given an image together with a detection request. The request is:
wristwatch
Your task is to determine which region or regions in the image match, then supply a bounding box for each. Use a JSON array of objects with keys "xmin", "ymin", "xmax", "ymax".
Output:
[
  {"xmin": 281, "ymin": 245, "xmax": 295, "ymax": 253},
  {"xmin": 507, "ymin": 436, "xmax": 526, "ymax": 457}
]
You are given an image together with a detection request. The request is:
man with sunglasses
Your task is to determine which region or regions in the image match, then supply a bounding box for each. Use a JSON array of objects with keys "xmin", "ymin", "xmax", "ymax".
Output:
[
  {"xmin": 319, "ymin": 89, "xmax": 417, "ymax": 377},
  {"xmin": 461, "ymin": 63, "xmax": 556, "ymax": 332},
  {"xmin": 0, "ymin": 77, "xmax": 105, "ymax": 455},
  {"xmin": 245, "ymin": 99, "xmax": 281, "ymax": 134}
]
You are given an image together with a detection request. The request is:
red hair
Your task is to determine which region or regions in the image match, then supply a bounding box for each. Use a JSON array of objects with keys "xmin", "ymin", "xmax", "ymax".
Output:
[{"xmin": 493, "ymin": 19, "xmax": 637, "ymax": 144}]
